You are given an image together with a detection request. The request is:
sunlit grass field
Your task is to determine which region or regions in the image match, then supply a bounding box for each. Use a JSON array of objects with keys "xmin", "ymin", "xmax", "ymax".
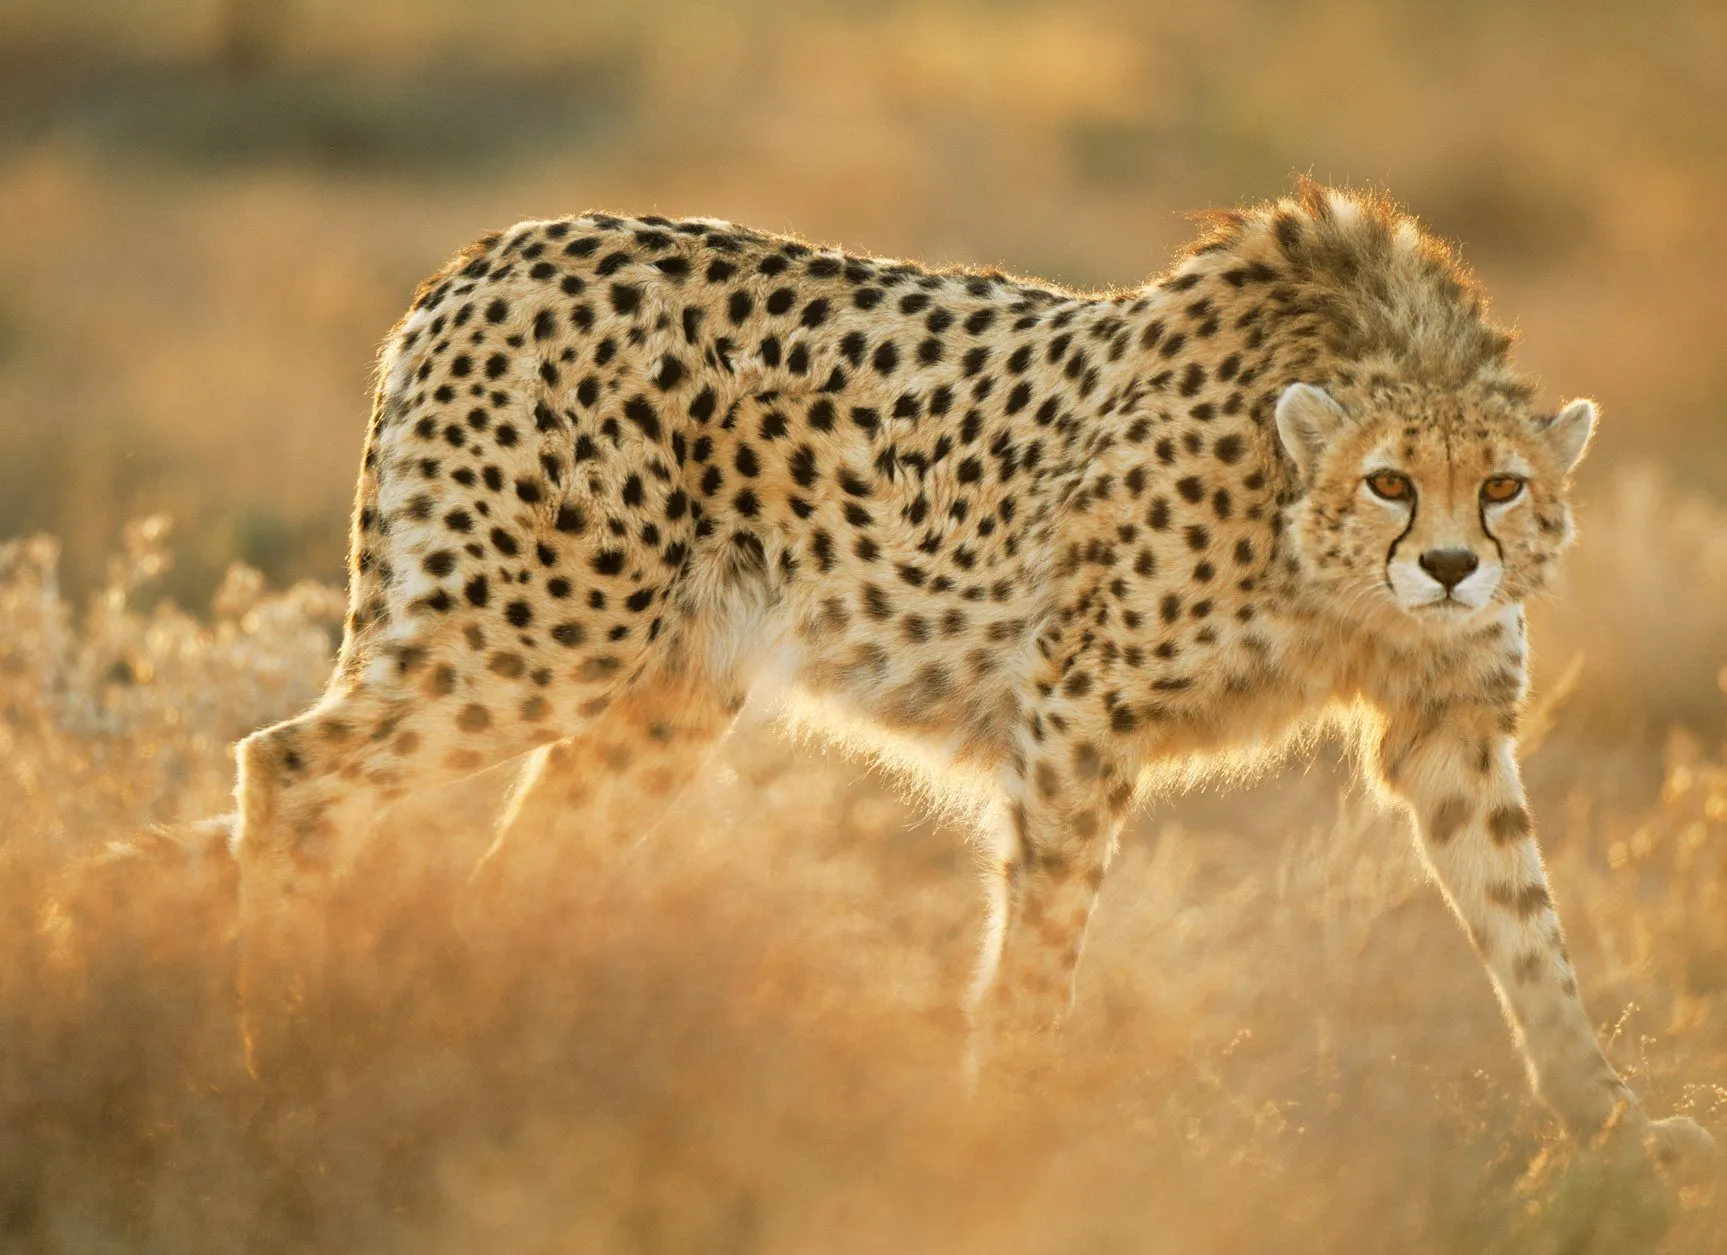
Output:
[{"xmin": 3, "ymin": 2, "xmax": 1727, "ymax": 1250}]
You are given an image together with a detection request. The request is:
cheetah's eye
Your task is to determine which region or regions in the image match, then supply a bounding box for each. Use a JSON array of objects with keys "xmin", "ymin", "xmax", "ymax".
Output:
[
  {"xmin": 1481, "ymin": 475, "xmax": 1525, "ymax": 505},
  {"xmin": 1365, "ymin": 471, "xmax": 1413, "ymax": 502}
]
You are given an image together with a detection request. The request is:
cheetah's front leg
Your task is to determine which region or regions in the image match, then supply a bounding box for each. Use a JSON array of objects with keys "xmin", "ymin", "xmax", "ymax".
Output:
[{"xmin": 1376, "ymin": 704, "xmax": 1713, "ymax": 1162}]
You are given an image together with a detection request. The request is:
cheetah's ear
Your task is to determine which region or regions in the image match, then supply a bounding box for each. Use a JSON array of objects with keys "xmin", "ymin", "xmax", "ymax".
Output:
[
  {"xmin": 1535, "ymin": 399, "xmax": 1596, "ymax": 473},
  {"xmin": 1274, "ymin": 383, "xmax": 1350, "ymax": 479}
]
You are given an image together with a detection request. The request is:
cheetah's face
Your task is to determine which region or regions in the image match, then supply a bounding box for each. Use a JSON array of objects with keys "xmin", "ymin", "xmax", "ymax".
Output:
[{"xmin": 1274, "ymin": 382, "xmax": 1595, "ymax": 629}]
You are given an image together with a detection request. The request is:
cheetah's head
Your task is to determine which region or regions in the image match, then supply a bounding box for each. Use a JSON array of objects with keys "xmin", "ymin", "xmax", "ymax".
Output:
[{"xmin": 1274, "ymin": 380, "xmax": 1595, "ymax": 629}]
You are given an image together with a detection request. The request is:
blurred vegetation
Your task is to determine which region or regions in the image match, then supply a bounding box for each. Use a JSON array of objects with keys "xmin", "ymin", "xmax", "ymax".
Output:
[
  {"xmin": 2, "ymin": 489, "xmax": 1725, "ymax": 1253},
  {"xmin": 3, "ymin": 1, "xmax": 1727, "ymax": 1250}
]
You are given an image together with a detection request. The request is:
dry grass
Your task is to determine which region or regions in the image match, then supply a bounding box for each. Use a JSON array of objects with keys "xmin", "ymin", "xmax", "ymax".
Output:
[
  {"xmin": 4, "ymin": 1, "xmax": 1727, "ymax": 1250},
  {"xmin": 3, "ymin": 488, "xmax": 1726, "ymax": 1253}
]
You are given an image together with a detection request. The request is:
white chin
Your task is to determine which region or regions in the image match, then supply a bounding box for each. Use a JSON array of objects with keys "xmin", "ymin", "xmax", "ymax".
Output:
[{"xmin": 1403, "ymin": 598, "xmax": 1478, "ymax": 617}]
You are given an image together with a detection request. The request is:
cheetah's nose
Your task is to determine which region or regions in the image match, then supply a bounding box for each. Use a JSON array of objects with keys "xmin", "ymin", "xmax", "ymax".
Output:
[{"xmin": 1418, "ymin": 548, "xmax": 1479, "ymax": 592}]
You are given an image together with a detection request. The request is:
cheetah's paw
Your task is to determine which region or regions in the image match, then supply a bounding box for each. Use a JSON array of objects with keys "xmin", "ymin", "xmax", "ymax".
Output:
[{"xmin": 1643, "ymin": 1115, "xmax": 1718, "ymax": 1178}]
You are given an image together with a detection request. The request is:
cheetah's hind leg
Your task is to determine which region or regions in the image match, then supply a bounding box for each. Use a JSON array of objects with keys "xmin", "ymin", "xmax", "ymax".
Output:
[
  {"xmin": 464, "ymin": 662, "xmax": 749, "ymax": 936},
  {"xmin": 231, "ymin": 656, "xmax": 602, "ymax": 1082}
]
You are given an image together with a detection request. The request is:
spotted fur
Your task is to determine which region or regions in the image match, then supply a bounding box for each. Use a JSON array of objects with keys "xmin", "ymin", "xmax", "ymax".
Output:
[{"xmin": 232, "ymin": 183, "xmax": 1707, "ymax": 1159}]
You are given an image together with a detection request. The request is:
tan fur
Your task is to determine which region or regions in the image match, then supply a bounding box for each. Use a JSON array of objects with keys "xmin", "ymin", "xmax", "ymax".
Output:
[{"xmin": 230, "ymin": 184, "xmax": 1709, "ymax": 1160}]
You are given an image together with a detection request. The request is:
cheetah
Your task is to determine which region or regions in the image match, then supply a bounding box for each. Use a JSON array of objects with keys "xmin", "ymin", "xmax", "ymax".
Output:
[{"xmin": 233, "ymin": 181, "xmax": 1710, "ymax": 1161}]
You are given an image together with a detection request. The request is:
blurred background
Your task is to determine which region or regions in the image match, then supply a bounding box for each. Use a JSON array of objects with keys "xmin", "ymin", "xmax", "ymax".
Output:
[{"xmin": 4, "ymin": 3, "xmax": 1727, "ymax": 1251}]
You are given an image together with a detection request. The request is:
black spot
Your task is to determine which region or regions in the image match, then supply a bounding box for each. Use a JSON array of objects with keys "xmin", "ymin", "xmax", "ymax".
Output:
[
  {"xmin": 655, "ymin": 356, "xmax": 685, "ymax": 391},
  {"xmin": 789, "ymin": 446, "xmax": 818, "ymax": 487},
  {"xmin": 811, "ymin": 531, "xmax": 835, "ymax": 571},
  {"xmin": 1429, "ymin": 798, "xmax": 1471, "ymax": 844},
  {"xmin": 609, "ymin": 284, "xmax": 641, "ymax": 315},
  {"xmin": 625, "ymin": 396, "xmax": 662, "ymax": 441},
  {"xmin": 1489, "ymin": 806, "xmax": 1533, "ymax": 844}
]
